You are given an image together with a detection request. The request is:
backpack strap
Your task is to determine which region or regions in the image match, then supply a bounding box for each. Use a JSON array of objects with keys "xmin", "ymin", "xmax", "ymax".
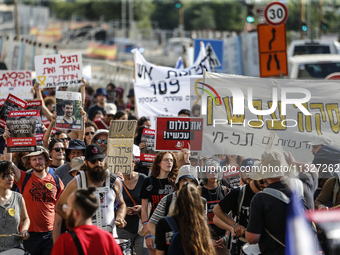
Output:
[
  {"xmin": 237, "ymin": 185, "xmax": 246, "ymax": 220},
  {"xmin": 69, "ymin": 230, "xmax": 85, "ymax": 255},
  {"xmin": 333, "ymin": 178, "xmax": 339, "ymax": 207},
  {"xmin": 51, "ymin": 175, "xmax": 61, "ymax": 198},
  {"xmin": 165, "ymin": 216, "xmax": 179, "ymax": 234},
  {"xmin": 262, "ymin": 188, "xmax": 290, "ymax": 204},
  {"xmin": 21, "ymin": 173, "xmax": 32, "ymax": 194},
  {"xmin": 164, "ymin": 193, "xmax": 173, "ymax": 217}
]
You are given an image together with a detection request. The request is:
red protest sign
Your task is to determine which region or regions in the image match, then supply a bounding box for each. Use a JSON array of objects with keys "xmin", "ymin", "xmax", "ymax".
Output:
[
  {"xmin": 7, "ymin": 110, "xmax": 39, "ymax": 152},
  {"xmin": 155, "ymin": 117, "xmax": 203, "ymax": 151}
]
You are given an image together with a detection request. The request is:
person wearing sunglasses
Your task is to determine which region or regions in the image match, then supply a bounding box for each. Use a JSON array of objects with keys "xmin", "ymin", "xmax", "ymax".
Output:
[
  {"xmin": 54, "ymin": 139, "xmax": 86, "ymax": 187},
  {"xmin": 93, "ymin": 103, "xmax": 117, "ymax": 130},
  {"xmin": 56, "ymin": 144, "xmax": 127, "ymax": 240},
  {"xmin": 84, "ymin": 121, "xmax": 98, "ymax": 146},
  {"xmin": 48, "ymin": 138, "xmax": 65, "ymax": 170},
  {"xmin": 91, "ymin": 129, "xmax": 109, "ymax": 156}
]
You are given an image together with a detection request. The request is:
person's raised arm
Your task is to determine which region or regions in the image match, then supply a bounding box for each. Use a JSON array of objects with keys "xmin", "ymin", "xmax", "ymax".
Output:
[
  {"xmin": 34, "ymin": 81, "xmax": 53, "ymax": 121},
  {"xmin": 81, "ymin": 78, "xmax": 86, "ymax": 108},
  {"xmin": 284, "ymin": 151, "xmax": 318, "ymax": 178},
  {"xmin": 77, "ymin": 107, "xmax": 86, "ymax": 141},
  {"xmin": 3, "ymin": 128, "xmax": 21, "ymax": 182},
  {"xmin": 20, "ymin": 197, "xmax": 30, "ymax": 240},
  {"xmin": 55, "ymin": 178, "xmax": 78, "ymax": 219},
  {"xmin": 43, "ymin": 113, "xmax": 56, "ymax": 148}
]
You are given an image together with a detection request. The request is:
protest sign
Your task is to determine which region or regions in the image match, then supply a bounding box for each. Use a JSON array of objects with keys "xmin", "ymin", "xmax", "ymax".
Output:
[
  {"xmin": 200, "ymin": 71, "xmax": 340, "ymax": 162},
  {"xmin": 140, "ymin": 128, "xmax": 156, "ymax": 167},
  {"xmin": 155, "ymin": 117, "xmax": 203, "ymax": 151},
  {"xmin": 56, "ymin": 91, "xmax": 82, "ymax": 131},
  {"xmin": 0, "ymin": 94, "xmax": 27, "ymax": 134},
  {"xmin": 134, "ymin": 75, "xmax": 203, "ymax": 128},
  {"xmin": 26, "ymin": 100, "xmax": 43, "ymax": 144},
  {"xmin": 107, "ymin": 120, "xmax": 137, "ymax": 174},
  {"xmin": 132, "ymin": 43, "xmax": 210, "ymax": 85},
  {"xmin": 35, "ymin": 52, "xmax": 82, "ymax": 88},
  {"xmin": 0, "ymin": 71, "xmax": 33, "ymax": 99},
  {"xmin": 6, "ymin": 110, "xmax": 38, "ymax": 152}
]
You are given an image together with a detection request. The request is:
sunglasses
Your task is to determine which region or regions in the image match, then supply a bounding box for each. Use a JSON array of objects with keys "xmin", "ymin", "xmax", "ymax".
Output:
[
  {"xmin": 60, "ymin": 138, "xmax": 70, "ymax": 142},
  {"xmin": 96, "ymin": 139, "xmax": 108, "ymax": 145},
  {"xmin": 107, "ymin": 114, "xmax": 115, "ymax": 118},
  {"xmin": 85, "ymin": 132, "xmax": 95, "ymax": 136},
  {"xmin": 89, "ymin": 158, "xmax": 105, "ymax": 164},
  {"xmin": 52, "ymin": 147, "xmax": 65, "ymax": 152}
]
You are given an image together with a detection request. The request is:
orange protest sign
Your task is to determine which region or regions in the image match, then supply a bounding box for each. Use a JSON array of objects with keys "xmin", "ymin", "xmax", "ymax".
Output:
[{"xmin": 257, "ymin": 23, "xmax": 288, "ymax": 77}]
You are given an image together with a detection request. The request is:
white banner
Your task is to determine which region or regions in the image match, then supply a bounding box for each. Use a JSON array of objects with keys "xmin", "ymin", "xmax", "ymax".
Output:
[
  {"xmin": 133, "ymin": 44, "xmax": 210, "ymax": 128},
  {"xmin": 0, "ymin": 71, "xmax": 32, "ymax": 99},
  {"xmin": 202, "ymin": 72, "xmax": 340, "ymax": 162},
  {"xmin": 132, "ymin": 44, "xmax": 210, "ymax": 85},
  {"xmin": 35, "ymin": 52, "xmax": 82, "ymax": 88}
]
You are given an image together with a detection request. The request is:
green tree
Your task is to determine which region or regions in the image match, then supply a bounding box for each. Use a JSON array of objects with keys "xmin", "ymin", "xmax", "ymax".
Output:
[{"xmin": 191, "ymin": 6, "xmax": 216, "ymax": 30}]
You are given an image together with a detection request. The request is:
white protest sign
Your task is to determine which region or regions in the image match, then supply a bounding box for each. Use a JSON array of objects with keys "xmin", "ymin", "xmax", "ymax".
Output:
[
  {"xmin": 107, "ymin": 120, "xmax": 137, "ymax": 174},
  {"xmin": 0, "ymin": 71, "xmax": 32, "ymax": 99},
  {"xmin": 132, "ymin": 43, "xmax": 210, "ymax": 85},
  {"xmin": 35, "ymin": 52, "xmax": 82, "ymax": 88},
  {"xmin": 201, "ymin": 71, "xmax": 340, "ymax": 162},
  {"xmin": 134, "ymin": 75, "xmax": 202, "ymax": 128}
]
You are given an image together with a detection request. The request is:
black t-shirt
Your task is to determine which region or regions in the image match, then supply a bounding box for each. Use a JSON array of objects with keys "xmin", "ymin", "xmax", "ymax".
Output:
[
  {"xmin": 201, "ymin": 186, "xmax": 226, "ymax": 237},
  {"xmin": 122, "ymin": 173, "xmax": 147, "ymax": 234},
  {"xmin": 299, "ymin": 172, "xmax": 318, "ymax": 209},
  {"xmin": 155, "ymin": 217, "xmax": 176, "ymax": 254},
  {"xmin": 247, "ymin": 180, "xmax": 290, "ymax": 255},
  {"xmin": 219, "ymin": 184, "xmax": 256, "ymax": 254},
  {"xmin": 140, "ymin": 177, "xmax": 174, "ymax": 218}
]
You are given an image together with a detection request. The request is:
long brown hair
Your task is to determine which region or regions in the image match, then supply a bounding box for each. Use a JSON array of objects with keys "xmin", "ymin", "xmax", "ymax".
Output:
[
  {"xmin": 150, "ymin": 151, "xmax": 178, "ymax": 187},
  {"xmin": 173, "ymin": 183, "xmax": 217, "ymax": 255}
]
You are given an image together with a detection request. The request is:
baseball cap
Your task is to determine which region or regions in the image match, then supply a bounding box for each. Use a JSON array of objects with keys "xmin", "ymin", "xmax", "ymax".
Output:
[
  {"xmin": 307, "ymin": 135, "xmax": 333, "ymax": 146},
  {"xmin": 175, "ymin": 165, "xmax": 198, "ymax": 186},
  {"xmin": 114, "ymin": 87, "xmax": 124, "ymax": 97},
  {"xmin": 105, "ymin": 103, "xmax": 117, "ymax": 115},
  {"xmin": 68, "ymin": 156, "xmax": 85, "ymax": 176},
  {"xmin": 85, "ymin": 144, "xmax": 105, "ymax": 161},
  {"xmin": 91, "ymin": 129, "xmax": 109, "ymax": 144}
]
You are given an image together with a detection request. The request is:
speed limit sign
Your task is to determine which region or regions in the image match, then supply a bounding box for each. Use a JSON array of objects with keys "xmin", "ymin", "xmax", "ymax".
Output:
[{"xmin": 264, "ymin": 2, "xmax": 288, "ymax": 26}]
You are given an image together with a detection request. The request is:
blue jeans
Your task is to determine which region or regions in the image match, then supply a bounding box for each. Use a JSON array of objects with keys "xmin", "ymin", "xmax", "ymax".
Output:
[
  {"xmin": 117, "ymin": 228, "xmax": 149, "ymax": 255},
  {"xmin": 23, "ymin": 231, "xmax": 53, "ymax": 255}
]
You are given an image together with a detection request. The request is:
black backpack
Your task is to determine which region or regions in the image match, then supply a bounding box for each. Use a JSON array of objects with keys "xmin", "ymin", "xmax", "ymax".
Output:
[{"xmin": 165, "ymin": 217, "xmax": 185, "ymax": 255}]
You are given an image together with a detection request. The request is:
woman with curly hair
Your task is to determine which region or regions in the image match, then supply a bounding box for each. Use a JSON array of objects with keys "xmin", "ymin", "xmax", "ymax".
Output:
[
  {"xmin": 155, "ymin": 183, "xmax": 216, "ymax": 255},
  {"xmin": 140, "ymin": 151, "xmax": 179, "ymax": 255}
]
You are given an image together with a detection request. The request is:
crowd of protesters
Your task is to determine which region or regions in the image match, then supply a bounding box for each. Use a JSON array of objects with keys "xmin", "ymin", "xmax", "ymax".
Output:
[{"xmin": 0, "ymin": 79, "xmax": 339, "ymax": 255}]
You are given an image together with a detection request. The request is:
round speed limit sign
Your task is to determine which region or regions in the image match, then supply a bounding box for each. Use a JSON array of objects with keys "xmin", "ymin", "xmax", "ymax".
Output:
[{"xmin": 264, "ymin": 2, "xmax": 288, "ymax": 26}]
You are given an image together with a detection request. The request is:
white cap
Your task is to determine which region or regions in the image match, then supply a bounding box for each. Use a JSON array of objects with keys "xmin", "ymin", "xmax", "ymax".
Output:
[
  {"xmin": 91, "ymin": 129, "xmax": 109, "ymax": 144},
  {"xmin": 175, "ymin": 165, "xmax": 198, "ymax": 185},
  {"xmin": 104, "ymin": 103, "xmax": 117, "ymax": 115},
  {"xmin": 307, "ymin": 135, "xmax": 333, "ymax": 146}
]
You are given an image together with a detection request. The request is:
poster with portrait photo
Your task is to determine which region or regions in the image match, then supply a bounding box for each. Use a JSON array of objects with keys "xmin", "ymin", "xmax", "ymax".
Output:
[
  {"xmin": 6, "ymin": 110, "xmax": 39, "ymax": 153},
  {"xmin": 0, "ymin": 94, "xmax": 27, "ymax": 135},
  {"xmin": 140, "ymin": 128, "xmax": 157, "ymax": 167},
  {"xmin": 56, "ymin": 91, "xmax": 82, "ymax": 130},
  {"xmin": 26, "ymin": 100, "xmax": 43, "ymax": 145}
]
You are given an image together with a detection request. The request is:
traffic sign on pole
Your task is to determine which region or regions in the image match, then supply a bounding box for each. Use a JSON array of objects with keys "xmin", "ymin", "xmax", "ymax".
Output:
[
  {"xmin": 264, "ymin": 2, "xmax": 288, "ymax": 27},
  {"xmin": 257, "ymin": 23, "xmax": 288, "ymax": 77}
]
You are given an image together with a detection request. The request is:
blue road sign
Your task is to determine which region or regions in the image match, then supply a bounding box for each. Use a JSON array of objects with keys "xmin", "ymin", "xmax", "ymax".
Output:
[{"xmin": 194, "ymin": 39, "xmax": 224, "ymax": 71}]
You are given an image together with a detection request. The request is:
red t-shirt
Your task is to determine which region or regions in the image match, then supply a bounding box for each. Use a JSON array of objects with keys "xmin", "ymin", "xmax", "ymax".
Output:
[
  {"xmin": 15, "ymin": 171, "xmax": 64, "ymax": 232},
  {"xmin": 51, "ymin": 225, "xmax": 123, "ymax": 255},
  {"xmin": 94, "ymin": 118, "xmax": 110, "ymax": 130}
]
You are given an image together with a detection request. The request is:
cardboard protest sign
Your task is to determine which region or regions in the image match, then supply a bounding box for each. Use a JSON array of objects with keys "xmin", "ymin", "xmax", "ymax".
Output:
[
  {"xmin": 0, "ymin": 71, "xmax": 33, "ymax": 99},
  {"xmin": 35, "ymin": 52, "xmax": 82, "ymax": 88},
  {"xmin": 0, "ymin": 94, "xmax": 27, "ymax": 134},
  {"xmin": 6, "ymin": 110, "xmax": 38, "ymax": 152},
  {"xmin": 140, "ymin": 128, "xmax": 157, "ymax": 167},
  {"xmin": 26, "ymin": 100, "xmax": 44, "ymax": 144},
  {"xmin": 155, "ymin": 117, "xmax": 203, "ymax": 151},
  {"xmin": 107, "ymin": 120, "xmax": 137, "ymax": 174},
  {"xmin": 56, "ymin": 91, "xmax": 82, "ymax": 131}
]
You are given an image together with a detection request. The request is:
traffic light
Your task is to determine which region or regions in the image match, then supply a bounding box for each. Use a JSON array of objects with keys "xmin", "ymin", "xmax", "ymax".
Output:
[
  {"xmin": 246, "ymin": 4, "xmax": 255, "ymax": 23},
  {"xmin": 321, "ymin": 20, "xmax": 327, "ymax": 30},
  {"xmin": 174, "ymin": 0, "xmax": 182, "ymax": 9},
  {"xmin": 302, "ymin": 21, "xmax": 307, "ymax": 32}
]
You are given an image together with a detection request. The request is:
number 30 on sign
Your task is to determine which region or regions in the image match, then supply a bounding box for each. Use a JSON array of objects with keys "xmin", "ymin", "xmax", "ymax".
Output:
[{"xmin": 264, "ymin": 2, "xmax": 288, "ymax": 27}]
